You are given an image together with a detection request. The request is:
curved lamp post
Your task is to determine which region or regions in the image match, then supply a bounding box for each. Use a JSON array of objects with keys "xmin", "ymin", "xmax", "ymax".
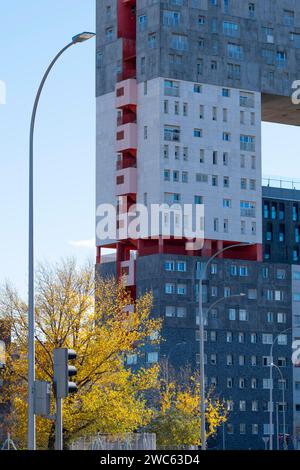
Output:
[
  {"xmin": 268, "ymin": 327, "xmax": 291, "ymax": 450},
  {"xmin": 270, "ymin": 362, "xmax": 287, "ymax": 450},
  {"xmin": 28, "ymin": 32, "xmax": 95, "ymax": 450},
  {"xmin": 196, "ymin": 242, "xmax": 254, "ymax": 450}
]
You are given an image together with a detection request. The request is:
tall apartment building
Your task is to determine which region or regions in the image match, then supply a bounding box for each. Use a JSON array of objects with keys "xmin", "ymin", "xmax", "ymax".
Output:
[{"xmin": 96, "ymin": 0, "xmax": 300, "ymax": 450}]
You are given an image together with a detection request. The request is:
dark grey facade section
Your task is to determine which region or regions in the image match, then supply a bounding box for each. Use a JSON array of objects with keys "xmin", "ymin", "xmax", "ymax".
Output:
[
  {"xmin": 263, "ymin": 186, "xmax": 300, "ymax": 264},
  {"xmin": 98, "ymin": 254, "xmax": 294, "ymax": 450},
  {"xmin": 97, "ymin": 0, "xmax": 300, "ymax": 106}
]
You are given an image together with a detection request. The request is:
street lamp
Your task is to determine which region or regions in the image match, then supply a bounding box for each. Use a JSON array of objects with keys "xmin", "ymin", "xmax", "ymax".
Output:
[
  {"xmin": 268, "ymin": 327, "xmax": 291, "ymax": 450},
  {"xmin": 196, "ymin": 242, "xmax": 254, "ymax": 450},
  {"xmin": 28, "ymin": 31, "xmax": 95, "ymax": 451},
  {"xmin": 270, "ymin": 362, "xmax": 287, "ymax": 450}
]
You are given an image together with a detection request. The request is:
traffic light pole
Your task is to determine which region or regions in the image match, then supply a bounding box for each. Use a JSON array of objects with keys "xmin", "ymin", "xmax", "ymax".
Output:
[{"xmin": 55, "ymin": 397, "xmax": 63, "ymax": 450}]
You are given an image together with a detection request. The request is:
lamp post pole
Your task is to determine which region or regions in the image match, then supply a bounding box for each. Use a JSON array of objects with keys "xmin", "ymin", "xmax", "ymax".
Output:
[
  {"xmin": 268, "ymin": 327, "xmax": 291, "ymax": 450},
  {"xmin": 271, "ymin": 363, "xmax": 287, "ymax": 450},
  {"xmin": 27, "ymin": 32, "xmax": 95, "ymax": 450},
  {"xmin": 197, "ymin": 242, "xmax": 253, "ymax": 450}
]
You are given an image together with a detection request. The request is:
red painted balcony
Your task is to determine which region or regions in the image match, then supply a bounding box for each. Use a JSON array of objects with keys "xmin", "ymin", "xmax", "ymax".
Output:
[
  {"xmin": 115, "ymin": 167, "xmax": 137, "ymax": 196},
  {"xmin": 115, "ymin": 79, "xmax": 137, "ymax": 109},
  {"xmin": 117, "ymin": 68, "xmax": 136, "ymax": 82},
  {"xmin": 116, "ymin": 123, "xmax": 137, "ymax": 152},
  {"xmin": 123, "ymin": 38, "xmax": 136, "ymax": 61},
  {"xmin": 117, "ymin": 113, "xmax": 136, "ymax": 126}
]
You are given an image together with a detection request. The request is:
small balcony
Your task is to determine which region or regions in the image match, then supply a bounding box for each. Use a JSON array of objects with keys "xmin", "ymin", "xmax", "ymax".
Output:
[
  {"xmin": 115, "ymin": 167, "xmax": 137, "ymax": 196},
  {"xmin": 116, "ymin": 79, "xmax": 137, "ymax": 109},
  {"xmin": 116, "ymin": 123, "xmax": 137, "ymax": 152},
  {"xmin": 123, "ymin": 38, "xmax": 136, "ymax": 61}
]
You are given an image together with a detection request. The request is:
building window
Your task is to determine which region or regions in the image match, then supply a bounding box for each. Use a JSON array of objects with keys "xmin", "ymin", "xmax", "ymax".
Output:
[
  {"xmin": 171, "ymin": 34, "xmax": 188, "ymax": 51},
  {"xmin": 239, "ymin": 309, "xmax": 248, "ymax": 321},
  {"xmin": 240, "ymin": 135, "xmax": 255, "ymax": 151},
  {"xmin": 223, "ymin": 199, "xmax": 231, "ymax": 208},
  {"xmin": 147, "ymin": 352, "xmax": 158, "ymax": 363},
  {"xmin": 276, "ymin": 51, "xmax": 287, "ymax": 68},
  {"xmin": 194, "ymin": 128, "xmax": 202, "ymax": 138},
  {"xmin": 240, "ymin": 201, "xmax": 256, "ymax": 218},
  {"xmin": 197, "ymin": 59, "xmax": 204, "ymax": 75},
  {"xmin": 177, "ymin": 284, "xmax": 187, "ymax": 295},
  {"xmin": 177, "ymin": 262, "xmax": 186, "ymax": 272},
  {"xmin": 126, "ymin": 354, "xmax": 138, "ymax": 365},
  {"xmin": 223, "ymin": 21, "xmax": 240, "ymax": 38},
  {"xmin": 194, "ymin": 83, "xmax": 202, "ymax": 93},
  {"xmin": 278, "ymin": 334, "xmax": 287, "ymax": 346},
  {"xmin": 194, "ymin": 195, "xmax": 203, "ymax": 205},
  {"xmin": 239, "ymin": 400, "xmax": 246, "ymax": 410},
  {"xmin": 227, "ymin": 377, "xmax": 233, "ymax": 388},
  {"xmin": 252, "ymin": 401, "xmax": 258, "ymax": 412},
  {"xmin": 164, "ymin": 145, "xmax": 169, "ymax": 159},
  {"xmin": 252, "ymin": 424, "xmax": 259, "ymax": 435},
  {"xmin": 229, "ymin": 308, "xmax": 236, "ymax": 321},
  {"xmin": 277, "ymin": 312, "xmax": 286, "ymax": 324},
  {"xmin": 248, "ymin": 289, "xmax": 257, "ymax": 300},
  {"xmin": 227, "ymin": 354, "xmax": 233, "ymax": 366},
  {"xmin": 212, "ymin": 175, "xmax": 218, "ymax": 187},
  {"xmin": 148, "ymin": 33, "xmax": 157, "ymax": 48},
  {"xmin": 164, "ymin": 169, "xmax": 170, "ymax": 181},
  {"xmin": 163, "ymin": 10, "xmax": 180, "ymax": 26},
  {"xmin": 248, "ymin": 2, "xmax": 255, "ymax": 17},
  {"xmin": 164, "ymin": 126, "xmax": 180, "ymax": 142},
  {"xmin": 226, "ymin": 332, "xmax": 233, "ymax": 343},
  {"xmin": 251, "ymin": 355, "xmax": 257, "ymax": 366},
  {"xmin": 239, "ymin": 355, "xmax": 245, "ymax": 366},
  {"xmin": 165, "ymin": 283, "xmax": 175, "ymax": 294},
  {"xmin": 164, "ymin": 80, "xmax": 180, "ymax": 97},
  {"xmin": 222, "ymin": 87, "xmax": 231, "ymax": 97},
  {"xmin": 251, "ymin": 333, "xmax": 257, "ymax": 344},
  {"xmin": 227, "ymin": 63, "xmax": 241, "ymax": 79},
  {"xmin": 106, "ymin": 27, "xmax": 113, "ymax": 41},
  {"xmin": 283, "ymin": 9, "xmax": 294, "ymax": 26},
  {"xmin": 228, "ymin": 43, "xmax": 243, "ymax": 60},
  {"xmin": 267, "ymin": 312, "xmax": 274, "ymax": 323},
  {"xmin": 165, "ymin": 261, "xmax": 175, "ymax": 271},
  {"xmin": 263, "ymin": 334, "xmax": 273, "ymax": 345},
  {"xmin": 138, "ymin": 15, "xmax": 147, "ymax": 31}
]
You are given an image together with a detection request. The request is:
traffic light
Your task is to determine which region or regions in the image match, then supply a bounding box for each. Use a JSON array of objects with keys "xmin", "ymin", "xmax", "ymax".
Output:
[{"xmin": 53, "ymin": 348, "xmax": 78, "ymax": 399}]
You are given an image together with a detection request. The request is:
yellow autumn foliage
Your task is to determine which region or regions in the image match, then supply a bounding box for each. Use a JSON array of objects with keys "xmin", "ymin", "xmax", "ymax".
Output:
[
  {"xmin": 0, "ymin": 260, "xmax": 161, "ymax": 449},
  {"xmin": 150, "ymin": 377, "xmax": 227, "ymax": 448}
]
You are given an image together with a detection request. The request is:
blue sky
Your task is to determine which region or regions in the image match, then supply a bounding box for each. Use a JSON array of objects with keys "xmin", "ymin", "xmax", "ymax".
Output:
[{"xmin": 0, "ymin": 1, "xmax": 299, "ymax": 295}]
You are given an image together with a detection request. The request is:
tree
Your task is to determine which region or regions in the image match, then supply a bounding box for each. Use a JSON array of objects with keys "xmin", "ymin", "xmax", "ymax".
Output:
[
  {"xmin": 149, "ymin": 372, "xmax": 227, "ymax": 449},
  {"xmin": 0, "ymin": 259, "xmax": 161, "ymax": 449}
]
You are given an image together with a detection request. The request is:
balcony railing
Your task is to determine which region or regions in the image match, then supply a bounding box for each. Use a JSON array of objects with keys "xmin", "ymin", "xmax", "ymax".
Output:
[
  {"xmin": 117, "ymin": 114, "xmax": 137, "ymax": 126},
  {"xmin": 262, "ymin": 177, "xmax": 300, "ymax": 190}
]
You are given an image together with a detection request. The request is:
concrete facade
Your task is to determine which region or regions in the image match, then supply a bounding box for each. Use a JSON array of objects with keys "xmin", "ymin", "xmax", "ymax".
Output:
[
  {"xmin": 97, "ymin": 0, "xmax": 300, "ymax": 125},
  {"xmin": 98, "ymin": 254, "xmax": 294, "ymax": 450},
  {"xmin": 95, "ymin": 0, "xmax": 300, "ymax": 450}
]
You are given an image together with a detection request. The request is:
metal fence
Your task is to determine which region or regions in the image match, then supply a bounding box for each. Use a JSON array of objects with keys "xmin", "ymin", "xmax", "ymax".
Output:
[
  {"xmin": 262, "ymin": 176, "xmax": 300, "ymax": 190},
  {"xmin": 70, "ymin": 433, "xmax": 156, "ymax": 451}
]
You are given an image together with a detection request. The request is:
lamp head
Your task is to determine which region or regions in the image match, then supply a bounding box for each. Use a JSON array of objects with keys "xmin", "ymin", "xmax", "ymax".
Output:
[{"xmin": 72, "ymin": 32, "xmax": 96, "ymax": 44}]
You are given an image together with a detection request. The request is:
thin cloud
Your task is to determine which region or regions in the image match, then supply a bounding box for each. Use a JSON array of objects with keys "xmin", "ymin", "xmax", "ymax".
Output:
[{"xmin": 69, "ymin": 239, "xmax": 95, "ymax": 249}]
